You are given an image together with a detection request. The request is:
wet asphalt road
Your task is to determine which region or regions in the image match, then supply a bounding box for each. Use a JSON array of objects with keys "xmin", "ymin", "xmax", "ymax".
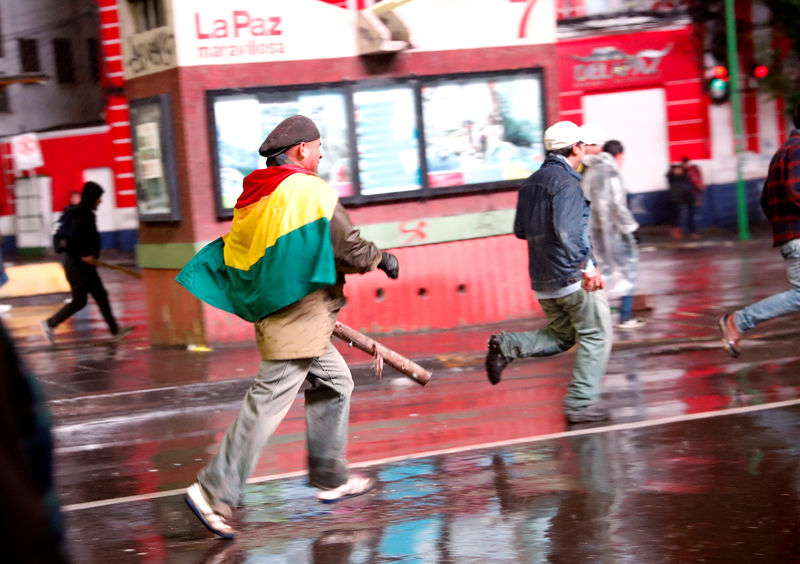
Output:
[{"xmin": 3, "ymin": 230, "xmax": 800, "ymax": 562}]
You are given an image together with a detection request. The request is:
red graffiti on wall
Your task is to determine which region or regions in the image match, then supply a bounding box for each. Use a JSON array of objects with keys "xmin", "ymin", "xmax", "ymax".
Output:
[{"xmin": 399, "ymin": 220, "xmax": 427, "ymax": 244}]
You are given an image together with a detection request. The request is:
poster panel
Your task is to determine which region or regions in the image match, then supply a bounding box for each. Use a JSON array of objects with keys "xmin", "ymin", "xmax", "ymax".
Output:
[
  {"xmin": 421, "ymin": 74, "xmax": 545, "ymax": 188},
  {"xmin": 210, "ymin": 87, "xmax": 351, "ymax": 216},
  {"xmin": 353, "ymin": 85, "xmax": 421, "ymax": 196},
  {"xmin": 130, "ymin": 95, "xmax": 182, "ymax": 222}
]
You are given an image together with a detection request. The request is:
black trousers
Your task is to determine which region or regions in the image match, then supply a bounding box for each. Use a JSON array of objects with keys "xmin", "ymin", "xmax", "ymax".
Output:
[
  {"xmin": 47, "ymin": 257, "xmax": 118, "ymax": 334},
  {"xmin": 669, "ymin": 197, "xmax": 696, "ymax": 234}
]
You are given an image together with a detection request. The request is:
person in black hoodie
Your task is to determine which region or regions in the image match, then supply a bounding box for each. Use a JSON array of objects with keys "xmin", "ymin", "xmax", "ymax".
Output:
[{"xmin": 40, "ymin": 181, "xmax": 132, "ymax": 343}]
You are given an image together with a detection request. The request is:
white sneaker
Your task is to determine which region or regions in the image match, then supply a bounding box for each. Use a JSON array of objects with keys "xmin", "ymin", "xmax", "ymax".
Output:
[
  {"xmin": 316, "ymin": 475, "xmax": 375, "ymax": 504},
  {"xmin": 617, "ymin": 318, "xmax": 645, "ymax": 329},
  {"xmin": 0, "ymin": 304, "xmax": 11, "ymax": 314},
  {"xmin": 184, "ymin": 483, "xmax": 236, "ymax": 539}
]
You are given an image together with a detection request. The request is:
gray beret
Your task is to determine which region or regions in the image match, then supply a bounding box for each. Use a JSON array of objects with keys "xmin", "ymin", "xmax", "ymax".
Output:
[{"xmin": 258, "ymin": 115, "xmax": 321, "ymax": 158}]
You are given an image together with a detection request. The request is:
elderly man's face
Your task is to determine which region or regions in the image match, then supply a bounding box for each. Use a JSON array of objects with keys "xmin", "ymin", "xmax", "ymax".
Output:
[{"xmin": 299, "ymin": 139, "xmax": 323, "ymax": 173}]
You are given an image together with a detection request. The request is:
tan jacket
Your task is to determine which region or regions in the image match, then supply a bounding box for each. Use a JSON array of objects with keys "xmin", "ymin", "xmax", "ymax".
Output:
[{"xmin": 255, "ymin": 202, "xmax": 381, "ymax": 360}]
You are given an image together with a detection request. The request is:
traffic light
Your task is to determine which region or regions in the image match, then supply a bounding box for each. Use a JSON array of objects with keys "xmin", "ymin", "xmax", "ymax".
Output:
[
  {"xmin": 750, "ymin": 64, "xmax": 769, "ymax": 79},
  {"xmin": 708, "ymin": 65, "xmax": 730, "ymax": 104}
]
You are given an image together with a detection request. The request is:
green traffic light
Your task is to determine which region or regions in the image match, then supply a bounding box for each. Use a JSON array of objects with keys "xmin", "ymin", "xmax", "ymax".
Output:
[
  {"xmin": 710, "ymin": 77, "xmax": 728, "ymax": 93},
  {"xmin": 708, "ymin": 76, "xmax": 730, "ymax": 104}
]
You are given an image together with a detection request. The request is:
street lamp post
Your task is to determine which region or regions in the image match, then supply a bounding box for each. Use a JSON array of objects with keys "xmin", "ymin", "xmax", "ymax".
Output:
[{"xmin": 725, "ymin": 0, "xmax": 750, "ymax": 240}]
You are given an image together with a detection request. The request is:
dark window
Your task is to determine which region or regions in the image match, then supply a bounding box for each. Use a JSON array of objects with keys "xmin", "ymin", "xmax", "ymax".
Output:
[
  {"xmin": 19, "ymin": 38, "xmax": 40, "ymax": 73},
  {"xmin": 87, "ymin": 38, "xmax": 100, "ymax": 82},
  {"xmin": 0, "ymin": 88, "xmax": 10, "ymax": 113},
  {"xmin": 128, "ymin": 0, "xmax": 166, "ymax": 32},
  {"xmin": 53, "ymin": 38, "xmax": 75, "ymax": 83}
]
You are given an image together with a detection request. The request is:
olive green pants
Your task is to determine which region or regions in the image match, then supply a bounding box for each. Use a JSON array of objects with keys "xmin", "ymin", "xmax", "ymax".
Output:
[
  {"xmin": 198, "ymin": 343, "xmax": 353, "ymax": 517},
  {"xmin": 495, "ymin": 288, "xmax": 612, "ymax": 413}
]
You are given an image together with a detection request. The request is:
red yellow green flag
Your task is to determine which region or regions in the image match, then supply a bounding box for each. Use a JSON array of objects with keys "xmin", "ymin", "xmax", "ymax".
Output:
[{"xmin": 176, "ymin": 165, "xmax": 338, "ymax": 322}]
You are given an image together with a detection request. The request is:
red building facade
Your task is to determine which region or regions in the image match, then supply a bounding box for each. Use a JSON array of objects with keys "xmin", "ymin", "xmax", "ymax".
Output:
[
  {"xmin": 120, "ymin": 0, "xmax": 560, "ymax": 344},
  {"xmin": 109, "ymin": 0, "xmax": 790, "ymax": 344}
]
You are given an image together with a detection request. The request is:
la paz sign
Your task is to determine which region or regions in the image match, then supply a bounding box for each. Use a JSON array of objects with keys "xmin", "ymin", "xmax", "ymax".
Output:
[{"xmin": 169, "ymin": 0, "xmax": 555, "ymax": 67}]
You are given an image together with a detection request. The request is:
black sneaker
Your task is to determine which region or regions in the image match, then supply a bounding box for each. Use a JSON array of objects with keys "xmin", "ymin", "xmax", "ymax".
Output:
[
  {"xmin": 485, "ymin": 334, "xmax": 511, "ymax": 385},
  {"xmin": 113, "ymin": 326, "xmax": 135, "ymax": 341},
  {"xmin": 40, "ymin": 320, "xmax": 55, "ymax": 344},
  {"xmin": 565, "ymin": 403, "xmax": 610, "ymax": 424}
]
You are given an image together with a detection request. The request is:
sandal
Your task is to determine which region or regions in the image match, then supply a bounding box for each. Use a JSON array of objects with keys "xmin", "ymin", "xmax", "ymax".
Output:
[
  {"xmin": 185, "ymin": 483, "xmax": 236, "ymax": 539},
  {"xmin": 718, "ymin": 314, "xmax": 740, "ymax": 358}
]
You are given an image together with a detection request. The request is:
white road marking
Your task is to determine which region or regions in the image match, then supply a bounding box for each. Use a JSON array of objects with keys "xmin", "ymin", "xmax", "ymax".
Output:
[{"xmin": 62, "ymin": 398, "xmax": 800, "ymax": 512}]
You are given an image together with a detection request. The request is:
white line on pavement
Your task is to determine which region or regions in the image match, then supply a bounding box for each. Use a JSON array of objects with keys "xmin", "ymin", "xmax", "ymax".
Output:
[{"xmin": 61, "ymin": 397, "xmax": 800, "ymax": 512}]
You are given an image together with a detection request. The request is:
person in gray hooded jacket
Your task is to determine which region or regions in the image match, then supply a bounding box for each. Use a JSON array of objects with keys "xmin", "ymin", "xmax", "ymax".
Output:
[{"xmin": 582, "ymin": 140, "xmax": 642, "ymax": 328}]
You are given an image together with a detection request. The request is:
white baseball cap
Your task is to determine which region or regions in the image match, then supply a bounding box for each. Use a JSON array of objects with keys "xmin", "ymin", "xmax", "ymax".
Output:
[
  {"xmin": 579, "ymin": 124, "xmax": 605, "ymax": 146},
  {"xmin": 544, "ymin": 121, "xmax": 582, "ymax": 151}
]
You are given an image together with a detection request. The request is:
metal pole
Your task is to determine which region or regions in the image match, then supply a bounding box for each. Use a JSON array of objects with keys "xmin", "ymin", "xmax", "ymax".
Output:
[{"xmin": 725, "ymin": 0, "xmax": 750, "ymax": 240}]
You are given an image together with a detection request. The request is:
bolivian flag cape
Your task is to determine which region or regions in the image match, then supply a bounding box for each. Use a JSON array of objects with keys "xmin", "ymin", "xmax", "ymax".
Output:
[{"xmin": 176, "ymin": 165, "xmax": 338, "ymax": 323}]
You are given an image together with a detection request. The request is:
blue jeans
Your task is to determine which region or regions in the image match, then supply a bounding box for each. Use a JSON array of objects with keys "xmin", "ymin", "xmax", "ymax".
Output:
[
  {"xmin": 734, "ymin": 238, "xmax": 800, "ymax": 333},
  {"xmin": 198, "ymin": 343, "xmax": 354, "ymax": 517},
  {"xmin": 615, "ymin": 233, "xmax": 639, "ymax": 322},
  {"xmin": 494, "ymin": 288, "xmax": 612, "ymax": 412}
]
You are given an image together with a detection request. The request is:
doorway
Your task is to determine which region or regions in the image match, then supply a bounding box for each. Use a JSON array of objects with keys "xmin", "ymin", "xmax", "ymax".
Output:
[{"xmin": 582, "ymin": 88, "xmax": 670, "ymax": 194}]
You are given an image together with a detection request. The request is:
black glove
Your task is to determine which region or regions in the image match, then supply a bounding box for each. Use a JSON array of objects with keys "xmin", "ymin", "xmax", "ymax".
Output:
[{"xmin": 377, "ymin": 252, "xmax": 399, "ymax": 279}]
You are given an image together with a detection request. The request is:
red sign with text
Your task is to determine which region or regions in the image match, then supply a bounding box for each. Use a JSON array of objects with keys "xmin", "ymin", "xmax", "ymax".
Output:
[{"xmin": 559, "ymin": 27, "xmax": 702, "ymax": 92}]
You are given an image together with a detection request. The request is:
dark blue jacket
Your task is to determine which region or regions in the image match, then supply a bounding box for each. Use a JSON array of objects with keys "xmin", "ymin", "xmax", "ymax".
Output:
[{"xmin": 514, "ymin": 153, "xmax": 594, "ymax": 292}]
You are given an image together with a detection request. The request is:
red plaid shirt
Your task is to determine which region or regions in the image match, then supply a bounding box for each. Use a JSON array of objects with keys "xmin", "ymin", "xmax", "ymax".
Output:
[{"xmin": 761, "ymin": 130, "xmax": 800, "ymax": 246}]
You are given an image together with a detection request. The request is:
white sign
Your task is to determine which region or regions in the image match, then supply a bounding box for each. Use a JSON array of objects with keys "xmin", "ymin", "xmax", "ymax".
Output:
[
  {"xmin": 171, "ymin": 0, "xmax": 357, "ymax": 68},
  {"xmin": 11, "ymin": 133, "xmax": 44, "ymax": 170},
  {"xmin": 135, "ymin": 122, "xmax": 164, "ymax": 179},
  {"xmin": 167, "ymin": 0, "xmax": 555, "ymax": 68},
  {"xmin": 393, "ymin": 0, "xmax": 556, "ymax": 51}
]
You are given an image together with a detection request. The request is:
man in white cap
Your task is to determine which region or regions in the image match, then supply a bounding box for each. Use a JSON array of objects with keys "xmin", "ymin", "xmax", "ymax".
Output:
[{"xmin": 485, "ymin": 120, "xmax": 613, "ymax": 424}]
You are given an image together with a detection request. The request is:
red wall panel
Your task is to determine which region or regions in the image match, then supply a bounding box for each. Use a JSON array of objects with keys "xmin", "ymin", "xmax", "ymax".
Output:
[
  {"xmin": 37, "ymin": 132, "xmax": 114, "ymax": 211},
  {"xmin": 200, "ymin": 235, "xmax": 544, "ymax": 341}
]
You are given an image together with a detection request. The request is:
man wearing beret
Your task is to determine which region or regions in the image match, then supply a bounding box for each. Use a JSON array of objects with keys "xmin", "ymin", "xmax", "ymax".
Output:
[
  {"xmin": 178, "ymin": 115, "xmax": 399, "ymax": 538},
  {"xmin": 484, "ymin": 121, "xmax": 613, "ymax": 425}
]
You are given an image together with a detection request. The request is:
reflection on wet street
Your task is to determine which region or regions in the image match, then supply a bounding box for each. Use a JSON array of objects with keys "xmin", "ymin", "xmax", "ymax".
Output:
[
  {"xmin": 65, "ymin": 406, "xmax": 800, "ymax": 562},
  {"xmin": 4, "ymin": 236, "xmax": 800, "ymax": 561}
]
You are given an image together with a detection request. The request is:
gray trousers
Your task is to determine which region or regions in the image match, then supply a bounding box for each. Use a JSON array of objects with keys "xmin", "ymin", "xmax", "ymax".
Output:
[
  {"xmin": 496, "ymin": 288, "xmax": 612, "ymax": 413},
  {"xmin": 198, "ymin": 343, "xmax": 354, "ymax": 517}
]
